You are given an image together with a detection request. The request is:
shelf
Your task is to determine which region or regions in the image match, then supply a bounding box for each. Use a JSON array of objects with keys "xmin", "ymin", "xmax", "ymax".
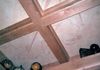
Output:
[{"xmin": 47, "ymin": 53, "xmax": 100, "ymax": 70}]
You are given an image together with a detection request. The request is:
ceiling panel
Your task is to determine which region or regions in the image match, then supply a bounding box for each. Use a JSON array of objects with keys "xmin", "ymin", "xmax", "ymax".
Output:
[
  {"xmin": 52, "ymin": 5, "xmax": 100, "ymax": 57},
  {"xmin": 0, "ymin": 0, "xmax": 29, "ymax": 30},
  {"xmin": 0, "ymin": 31, "xmax": 58, "ymax": 70}
]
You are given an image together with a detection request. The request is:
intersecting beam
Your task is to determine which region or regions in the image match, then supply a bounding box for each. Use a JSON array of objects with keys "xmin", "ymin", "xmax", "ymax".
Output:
[
  {"xmin": 0, "ymin": 0, "xmax": 100, "ymax": 45},
  {"xmin": 19, "ymin": 0, "xmax": 69, "ymax": 63}
]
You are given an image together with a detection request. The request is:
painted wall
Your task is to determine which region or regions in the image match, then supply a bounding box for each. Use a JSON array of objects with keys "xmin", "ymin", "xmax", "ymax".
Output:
[
  {"xmin": 52, "ymin": 5, "xmax": 100, "ymax": 57},
  {"xmin": 0, "ymin": 31, "xmax": 58, "ymax": 70},
  {"xmin": 0, "ymin": 0, "xmax": 28, "ymax": 30}
]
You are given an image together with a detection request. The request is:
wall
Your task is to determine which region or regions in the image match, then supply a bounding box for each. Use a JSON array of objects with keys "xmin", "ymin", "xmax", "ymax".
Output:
[
  {"xmin": 52, "ymin": 5, "xmax": 100, "ymax": 57},
  {"xmin": 0, "ymin": 0, "xmax": 28, "ymax": 30},
  {"xmin": 0, "ymin": 31, "xmax": 58, "ymax": 70}
]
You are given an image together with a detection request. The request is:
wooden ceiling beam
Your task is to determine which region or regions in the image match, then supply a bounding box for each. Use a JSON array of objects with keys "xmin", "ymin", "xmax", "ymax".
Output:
[
  {"xmin": 0, "ymin": 18, "xmax": 31, "ymax": 35},
  {"xmin": 39, "ymin": 26, "xmax": 69, "ymax": 63},
  {"xmin": 0, "ymin": 19, "xmax": 38, "ymax": 45},
  {"xmin": 41, "ymin": 0, "xmax": 100, "ymax": 26},
  {"xmin": 19, "ymin": 0, "xmax": 69, "ymax": 63},
  {"xmin": 0, "ymin": 0, "xmax": 100, "ymax": 44}
]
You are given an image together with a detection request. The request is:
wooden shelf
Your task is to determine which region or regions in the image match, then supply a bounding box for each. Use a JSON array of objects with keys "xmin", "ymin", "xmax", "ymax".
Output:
[{"xmin": 47, "ymin": 53, "xmax": 100, "ymax": 70}]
